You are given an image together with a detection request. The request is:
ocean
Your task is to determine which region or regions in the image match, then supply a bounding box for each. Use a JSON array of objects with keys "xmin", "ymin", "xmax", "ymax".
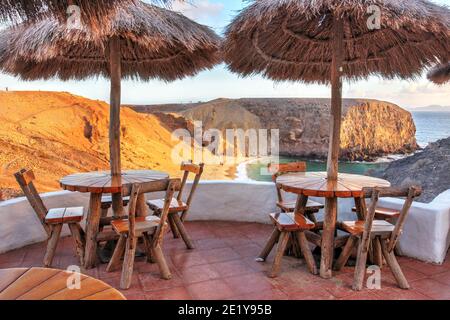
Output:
[{"xmin": 245, "ymin": 111, "xmax": 450, "ymax": 182}]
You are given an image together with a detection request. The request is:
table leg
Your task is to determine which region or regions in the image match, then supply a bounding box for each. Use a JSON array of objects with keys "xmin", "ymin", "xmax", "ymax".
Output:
[
  {"xmin": 112, "ymin": 193, "xmax": 124, "ymax": 217},
  {"xmin": 354, "ymin": 197, "xmax": 366, "ymax": 220},
  {"xmin": 136, "ymin": 193, "xmax": 149, "ymax": 218},
  {"xmin": 320, "ymin": 197, "xmax": 338, "ymax": 279},
  {"xmin": 84, "ymin": 193, "xmax": 102, "ymax": 269}
]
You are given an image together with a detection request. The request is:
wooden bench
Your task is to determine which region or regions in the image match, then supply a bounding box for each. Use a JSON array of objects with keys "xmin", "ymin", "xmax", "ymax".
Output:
[{"xmin": 15, "ymin": 169, "xmax": 85, "ymax": 268}]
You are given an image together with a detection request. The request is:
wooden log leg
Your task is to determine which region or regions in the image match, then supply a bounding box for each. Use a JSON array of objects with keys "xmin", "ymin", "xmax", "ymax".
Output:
[
  {"xmin": 151, "ymin": 245, "xmax": 172, "ymax": 280},
  {"xmin": 270, "ymin": 232, "xmax": 290, "ymax": 278},
  {"xmin": 368, "ymin": 240, "xmax": 375, "ymax": 264},
  {"xmin": 43, "ymin": 224, "xmax": 63, "ymax": 268},
  {"xmin": 99, "ymin": 207, "xmax": 109, "ymax": 232},
  {"xmin": 68, "ymin": 223, "xmax": 85, "ymax": 267},
  {"xmin": 354, "ymin": 197, "xmax": 366, "ymax": 220},
  {"xmin": 320, "ymin": 197, "xmax": 338, "ymax": 279},
  {"xmin": 306, "ymin": 212, "xmax": 318, "ymax": 224},
  {"xmin": 381, "ymin": 239, "xmax": 410, "ymax": 289},
  {"xmin": 120, "ymin": 236, "xmax": 138, "ymax": 290},
  {"xmin": 112, "ymin": 193, "xmax": 124, "ymax": 217},
  {"xmin": 373, "ymin": 237, "xmax": 383, "ymax": 268},
  {"xmin": 293, "ymin": 233, "xmax": 303, "ymax": 258},
  {"xmin": 136, "ymin": 193, "xmax": 149, "ymax": 218},
  {"xmin": 168, "ymin": 214, "xmax": 181, "ymax": 239},
  {"xmin": 172, "ymin": 213, "xmax": 195, "ymax": 249},
  {"xmin": 84, "ymin": 193, "xmax": 102, "ymax": 269},
  {"xmin": 334, "ymin": 235, "xmax": 357, "ymax": 271},
  {"xmin": 142, "ymin": 233, "xmax": 154, "ymax": 263},
  {"xmin": 353, "ymin": 238, "xmax": 370, "ymax": 291},
  {"xmin": 297, "ymin": 231, "xmax": 318, "ymax": 275},
  {"xmin": 106, "ymin": 234, "xmax": 126, "ymax": 272},
  {"xmin": 256, "ymin": 228, "xmax": 280, "ymax": 262}
]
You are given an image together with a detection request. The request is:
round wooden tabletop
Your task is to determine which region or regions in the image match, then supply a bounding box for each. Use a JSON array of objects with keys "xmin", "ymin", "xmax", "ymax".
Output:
[
  {"xmin": 0, "ymin": 268, "xmax": 126, "ymax": 300},
  {"xmin": 60, "ymin": 170, "xmax": 169, "ymax": 194},
  {"xmin": 276, "ymin": 172, "xmax": 391, "ymax": 198}
]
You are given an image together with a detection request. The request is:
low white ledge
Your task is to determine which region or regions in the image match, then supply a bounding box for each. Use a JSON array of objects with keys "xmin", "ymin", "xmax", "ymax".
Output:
[{"xmin": 1, "ymin": 181, "xmax": 448, "ymax": 265}]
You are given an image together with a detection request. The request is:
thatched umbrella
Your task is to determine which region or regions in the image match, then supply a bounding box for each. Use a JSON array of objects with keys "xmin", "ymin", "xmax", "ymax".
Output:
[
  {"xmin": 428, "ymin": 62, "xmax": 450, "ymax": 84},
  {"xmin": 0, "ymin": 1, "xmax": 221, "ymax": 214},
  {"xmin": 223, "ymin": 0, "xmax": 449, "ymax": 278},
  {"xmin": 0, "ymin": 1, "xmax": 182, "ymax": 24},
  {"xmin": 0, "ymin": 0, "xmax": 132, "ymax": 23}
]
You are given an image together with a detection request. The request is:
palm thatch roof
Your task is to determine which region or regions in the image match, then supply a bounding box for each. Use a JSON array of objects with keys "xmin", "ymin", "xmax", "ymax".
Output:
[
  {"xmin": 0, "ymin": 0, "xmax": 133, "ymax": 22},
  {"xmin": 223, "ymin": 0, "xmax": 450, "ymax": 84},
  {"xmin": 0, "ymin": 0, "xmax": 186, "ymax": 21},
  {"xmin": 427, "ymin": 62, "xmax": 450, "ymax": 85},
  {"xmin": 0, "ymin": 1, "xmax": 221, "ymax": 81}
]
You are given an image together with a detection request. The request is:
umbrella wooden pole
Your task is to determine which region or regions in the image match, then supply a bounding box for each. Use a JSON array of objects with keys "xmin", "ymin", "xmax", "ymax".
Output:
[
  {"xmin": 321, "ymin": 15, "xmax": 344, "ymax": 279},
  {"xmin": 109, "ymin": 36, "xmax": 124, "ymax": 216}
]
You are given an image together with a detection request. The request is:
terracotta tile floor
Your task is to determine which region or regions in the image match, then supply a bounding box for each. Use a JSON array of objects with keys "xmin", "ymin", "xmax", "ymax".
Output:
[{"xmin": 1, "ymin": 221, "xmax": 449, "ymax": 300}]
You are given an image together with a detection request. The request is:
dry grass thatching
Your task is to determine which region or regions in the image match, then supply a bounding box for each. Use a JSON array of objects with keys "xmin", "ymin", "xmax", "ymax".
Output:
[
  {"xmin": 427, "ymin": 62, "xmax": 450, "ymax": 84},
  {"xmin": 0, "ymin": 1, "xmax": 183, "ymax": 23},
  {"xmin": 0, "ymin": 1, "xmax": 221, "ymax": 81},
  {"xmin": 223, "ymin": 0, "xmax": 450, "ymax": 84},
  {"xmin": 0, "ymin": 0, "xmax": 132, "ymax": 23}
]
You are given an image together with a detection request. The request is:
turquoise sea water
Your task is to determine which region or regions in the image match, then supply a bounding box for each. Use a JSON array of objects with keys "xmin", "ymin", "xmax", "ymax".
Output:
[{"xmin": 246, "ymin": 111, "xmax": 450, "ymax": 182}]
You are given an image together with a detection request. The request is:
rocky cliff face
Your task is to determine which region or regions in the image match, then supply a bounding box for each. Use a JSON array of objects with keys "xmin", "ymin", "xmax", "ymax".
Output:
[
  {"xmin": 133, "ymin": 98, "xmax": 419, "ymax": 161},
  {"xmin": 0, "ymin": 91, "xmax": 235, "ymax": 200},
  {"xmin": 374, "ymin": 137, "xmax": 450, "ymax": 203}
]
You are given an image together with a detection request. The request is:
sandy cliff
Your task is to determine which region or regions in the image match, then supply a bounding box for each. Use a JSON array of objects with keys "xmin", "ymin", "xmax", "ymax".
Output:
[
  {"xmin": 133, "ymin": 98, "xmax": 419, "ymax": 161},
  {"xmin": 0, "ymin": 91, "xmax": 235, "ymax": 200}
]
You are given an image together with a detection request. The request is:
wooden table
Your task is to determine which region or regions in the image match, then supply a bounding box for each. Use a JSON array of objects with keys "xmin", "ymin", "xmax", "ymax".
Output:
[
  {"xmin": 0, "ymin": 268, "xmax": 125, "ymax": 300},
  {"xmin": 60, "ymin": 170, "xmax": 169, "ymax": 269},
  {"xmin": 276, "ymin": 172, "xmax": 391, "ymax": 279}
]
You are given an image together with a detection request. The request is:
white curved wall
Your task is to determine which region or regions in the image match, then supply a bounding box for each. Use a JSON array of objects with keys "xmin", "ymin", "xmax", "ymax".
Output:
[{"xmin": 0, "ymin": 181, "xmax": 357, "ymax": 254}]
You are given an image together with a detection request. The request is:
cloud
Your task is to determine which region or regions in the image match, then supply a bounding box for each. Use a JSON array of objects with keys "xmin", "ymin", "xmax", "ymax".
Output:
[{"xmin": 172, "ymin": 0, "xmax": 224, "ymax": 21}]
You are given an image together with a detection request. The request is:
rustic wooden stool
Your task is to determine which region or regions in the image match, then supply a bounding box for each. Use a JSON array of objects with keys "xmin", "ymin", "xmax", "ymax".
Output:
[
  {"xmin": 335, "ymin": 186, "xmax": 421, "ymax": 291},
  {"xmin": 14, "ymin": 169, "xmax": 85, "ymax": 268},
  {"xmin": 257, "ymin": 211, "xmax": 318, "ymax": 278},
  {"xmin": 147, "ymin": 162, "xmax": 204, "ymax": 249},
  {"xmin": 107, "ymin": 179, "xmax": 180, "ymax": 290}
]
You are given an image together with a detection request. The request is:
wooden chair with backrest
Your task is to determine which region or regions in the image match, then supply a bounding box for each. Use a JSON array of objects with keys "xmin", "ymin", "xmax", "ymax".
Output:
[
  {"xmin": 147, "ymin": 161, "xmax": 204, "ymax": 249},
  {"xmin": 256, "ymin": 194, "xmax": 319, "ymax": 278},
  {"xmin": 14, "ymin": 169, "xmax": 85, "ymax": 268},
  {"xmin": 106, "ymin": 179, "xmax": 180, "ymax": 290},
  {"xmin": 99, "ymin": 195, "xmax": 130, "ymax": 228},
  {"xmin": 334, "ymin": 186, "xmax": 421, "ymax": 291},
  {"xmin": 351, "ymin": 205, "xmax": 401, "ymax": 222},
  {"xmin": 268, "ymin": 162, "xmax": 324, "ymax": 222}
]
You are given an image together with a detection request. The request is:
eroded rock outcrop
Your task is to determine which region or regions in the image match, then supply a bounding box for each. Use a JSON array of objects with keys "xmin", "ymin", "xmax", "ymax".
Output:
[
  {"xmin": 133, "ymin": 98, "xmax": 419, "ymax": 161},
  {"xmin": 374, "ymin": 137, "xmax": 450, "ymax": 203}
]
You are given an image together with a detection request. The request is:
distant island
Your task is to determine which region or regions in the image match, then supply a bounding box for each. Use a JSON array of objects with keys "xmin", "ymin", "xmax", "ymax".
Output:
[{"xmin": 410, "ymin": 105, "xmax": 450, "ymax": 112}]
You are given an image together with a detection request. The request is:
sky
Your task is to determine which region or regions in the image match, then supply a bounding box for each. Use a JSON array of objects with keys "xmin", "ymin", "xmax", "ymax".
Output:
[{"xmin": 0, "ymin": 0, "xmax": 449, "ymax": 108}]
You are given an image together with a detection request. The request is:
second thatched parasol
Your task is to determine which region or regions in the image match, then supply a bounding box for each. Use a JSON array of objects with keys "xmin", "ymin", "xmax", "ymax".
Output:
[
  {"xmin": 428, "ymin": 62, "xmax": 450, "ymax": 85},
  {"xmin": 0, "ymin": 1, "xmax": 221, "ymax": 215},
  {"xmin": 223, "ymin": 0, "xmax": 449, "ymax": 278}
]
